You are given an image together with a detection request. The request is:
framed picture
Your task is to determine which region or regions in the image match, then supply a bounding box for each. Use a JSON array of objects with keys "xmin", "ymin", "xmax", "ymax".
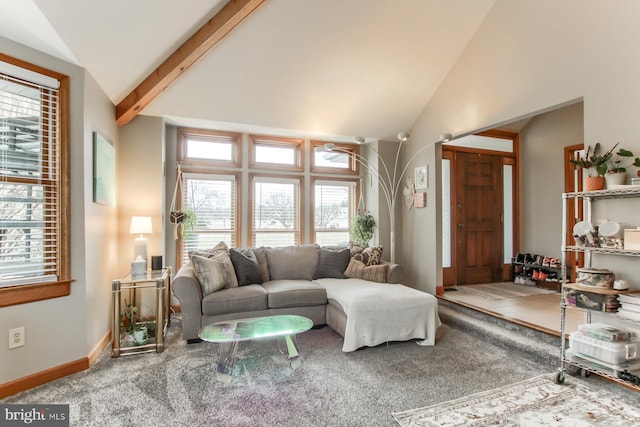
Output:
[
  {"xmin": 93, "ymin": 131, "xmax": 116, "ymax": 207},
  {"xmin": 414, "ymin": 165, "xmax": 427, "ymax": 189},
  {"xmin": 414, "ymin": 191, "xmax": 426, "ymax": 208}
]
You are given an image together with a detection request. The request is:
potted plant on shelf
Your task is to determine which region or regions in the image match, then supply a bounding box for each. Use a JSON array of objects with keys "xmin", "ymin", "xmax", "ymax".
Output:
[
  {"xmin": 603, "ymin": 147, "xmax": 640, "ymax": 187},
  {"xmin": 122, "ymin": 300, "xmax": 147, "ymax": 345},
  {"xmin": 350, "ymin": 211, "xmax": 375, "ymax": 247},
  {"xmin": 570, "ymin": 143, "xmax": 618, "ymax": 191}
]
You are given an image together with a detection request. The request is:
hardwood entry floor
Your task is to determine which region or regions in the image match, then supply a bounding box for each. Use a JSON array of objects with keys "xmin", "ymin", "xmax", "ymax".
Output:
[{"xmin": 438, "ymin": 282, "xmax": 585, "ymax": 337}]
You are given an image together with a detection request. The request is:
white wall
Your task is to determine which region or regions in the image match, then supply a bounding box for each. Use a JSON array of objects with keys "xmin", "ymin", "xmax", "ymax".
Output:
[
  {"xmin": 520, "ymin": 102, "xmax": 584, "ymax": 258},
  {"xmin": 117, "ymin": 116, "xmax": 166, "ymax": 275},
  {"xmin": 401, "ymin": 0, "xmax": 640, "ymax": 293},
  {"xmin": 0, "ymin": 36, "xmax": 118, "ymax": 384},
  {"xmin": 82, "ymin": 72, "xmax": 120, "ymax": 354}
]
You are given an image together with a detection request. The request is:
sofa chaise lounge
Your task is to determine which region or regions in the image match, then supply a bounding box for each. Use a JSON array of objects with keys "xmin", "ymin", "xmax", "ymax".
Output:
[{"xmin": 173, "ymin": 243, "xmax": 440, "ymax": 352}]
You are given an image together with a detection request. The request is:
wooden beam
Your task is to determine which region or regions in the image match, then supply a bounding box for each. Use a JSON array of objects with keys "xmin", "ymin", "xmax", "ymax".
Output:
[{"xmin": 116, "ymin": 0, "xmax": 267, "ymax": 126}]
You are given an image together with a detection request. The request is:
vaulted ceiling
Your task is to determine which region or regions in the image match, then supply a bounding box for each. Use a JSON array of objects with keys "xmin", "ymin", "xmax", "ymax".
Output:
[{"xmin": 0, "ymin": 0, "xmax": 495, "ymax": 141}]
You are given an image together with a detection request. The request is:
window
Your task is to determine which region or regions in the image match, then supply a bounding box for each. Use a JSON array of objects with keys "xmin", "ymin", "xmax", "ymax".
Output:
[
  {"xmin": 179, "ymin": 128, "xmax": 240, "ymax": 166},
  {"xmin": 0, "ymin": 56, "xmax": 70, "ymax": 306},
  {"xmin": 311, "ymin": 141, "xmax": 359, "ymax": 174},
  {"xmin": 313, "ymin": 179, "xmax": 357, "ymax": 246},
  {"xmin": 180, "ymin": 173, "xmax": 238, "ymax": 265},
  {"xmin": 249, "ymin": 135, "xmax": 303, "ymax": 171},
  {"xmin": 251, "ymin": 175, "xmax": 301, "ymax": 247}
]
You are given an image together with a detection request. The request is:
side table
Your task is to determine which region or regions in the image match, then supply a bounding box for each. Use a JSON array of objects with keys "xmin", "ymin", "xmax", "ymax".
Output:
[{"xmin": 111, "ymin": 267, "xmax": 171, "ymax": 357}]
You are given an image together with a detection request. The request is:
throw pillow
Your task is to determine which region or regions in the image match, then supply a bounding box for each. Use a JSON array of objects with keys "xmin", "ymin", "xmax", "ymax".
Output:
[
  {"xmin": 349, "ymin": 242, "xmax": 365, "ymax": 257},
  {"xmin": 266, "ymin": 244, "xmax": 320, "ymax": 281},
  {"xmin": 313, "ymin": 247, "xmax": 350, "ymax": 279},
  {"xmin": 361, "ymin": 263, "xmax": 388, "ymax": 283},
  {"xmin": 344, "ymin": 258, "xmax": 388, "ymax": 283},
  {"xmin": 344, "ymin": 257, "xmax": 366, "ymax": 278},
  {"xmin": 191, "ymin": 254, "xmax": 231, "ymax": 296},
  {"xmin": 356, "ymin": 246, "xmax": 383, "ymax": 266},
  {"xmin": 253, "ymin": 246, "xmax": 271, "ymax": 283},
  {"xmin": 189, "ymin": 240, "xmax": 229, "ymax": 258},
  {"xmin": 189, "ymin": 241, "xmax": 238, "ymax": 288},
  {"xmin": 229, "ymin": 248, "xmax": 263, "ymax": 286}
]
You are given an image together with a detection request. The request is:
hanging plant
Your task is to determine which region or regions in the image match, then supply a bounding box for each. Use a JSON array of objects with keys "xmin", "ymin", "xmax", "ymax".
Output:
[
  {"xmin": 179, "ymin": 208, "xmax": 197, "ymax": 239},
  {"xmin": 350, "ymin": 212, "xmax": 375, "ymax": 247}
]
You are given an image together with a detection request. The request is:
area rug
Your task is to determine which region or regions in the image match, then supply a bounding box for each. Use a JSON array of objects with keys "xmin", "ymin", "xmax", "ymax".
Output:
[
  {"xmin": 452, "ymin": 282, "xmax": 555, "ymax": 301},
  {"xmin": 392, "ymin": 374, "xmax": 640, "ymax": 426}
]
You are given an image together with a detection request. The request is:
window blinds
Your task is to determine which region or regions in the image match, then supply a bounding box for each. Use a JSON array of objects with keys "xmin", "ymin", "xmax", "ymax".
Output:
[
  {"xmin": 181, "ymin": 174, "xmax": 236, "ymax": 265},
  {"xmin": 0, "ymin": 70, "xmax": 60, "ymax": 287}
]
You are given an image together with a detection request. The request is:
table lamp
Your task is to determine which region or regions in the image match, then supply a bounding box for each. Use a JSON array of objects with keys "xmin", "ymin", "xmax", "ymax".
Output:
[{"xmin": 130, "ymin": 216, "xmax": 152, "ymax": 264}]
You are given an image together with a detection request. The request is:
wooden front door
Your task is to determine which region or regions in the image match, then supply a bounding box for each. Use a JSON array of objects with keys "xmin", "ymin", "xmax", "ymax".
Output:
[{"xmin": 454, "ymin": 151, "xmax": 503, "ymax": 284}]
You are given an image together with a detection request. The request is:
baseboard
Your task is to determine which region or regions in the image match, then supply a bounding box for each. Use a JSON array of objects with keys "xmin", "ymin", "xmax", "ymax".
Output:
[
  {"xmin": 0, "ymin": 358, "xmax": 89, "ymax": 399},
  {"xmin": 89, "ymin": 330, "xmax": 111, "ymax": 366},
  {"xmin": 0, "ymin": 330, "xmax": 111, "ymax": 399}
]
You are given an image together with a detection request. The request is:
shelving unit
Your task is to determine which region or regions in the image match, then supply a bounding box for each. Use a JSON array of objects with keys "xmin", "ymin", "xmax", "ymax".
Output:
[
  {"xmin": 510, "ymin": 258, "xmax": 567, "ymax": 291},
  {"xmin": 556, "ymin": 187, "xmax": 640, "ymax": 390}
]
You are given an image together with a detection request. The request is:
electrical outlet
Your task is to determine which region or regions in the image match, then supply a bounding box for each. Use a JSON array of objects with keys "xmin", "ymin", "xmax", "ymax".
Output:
[{"xmin": 9, "ymin": 327, "xmax": 25, "ymax": 349}]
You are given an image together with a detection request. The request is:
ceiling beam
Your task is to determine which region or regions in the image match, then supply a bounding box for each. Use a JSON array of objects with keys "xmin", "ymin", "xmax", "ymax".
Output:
[{"xmin": 116, "ymin": 0, "xmax": 267, "ymax": 126}]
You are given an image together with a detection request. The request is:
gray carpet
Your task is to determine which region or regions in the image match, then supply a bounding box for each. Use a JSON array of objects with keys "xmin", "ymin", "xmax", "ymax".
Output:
[{"xmin": 1, "ymin": 311, "xmax": 634, "ymax": 427}]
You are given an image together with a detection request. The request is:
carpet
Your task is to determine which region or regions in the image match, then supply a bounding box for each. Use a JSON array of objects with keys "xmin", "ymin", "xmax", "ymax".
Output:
[
  {"xmin": 451, "ymin": 282, "xmax": 555, "ymax": 301},
  {"xmin": 392, "ymin": 374, "xmax": 640, "ymax": 426},
  {"xmin": 1, "ymin": 319, "xmax": 558, "ymax": 427}
]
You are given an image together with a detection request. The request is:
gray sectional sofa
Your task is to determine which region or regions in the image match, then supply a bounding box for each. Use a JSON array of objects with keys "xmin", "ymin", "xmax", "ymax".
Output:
[{"xmin": 173, "ymin": 244, "xmax": 440, "ymax": 352}]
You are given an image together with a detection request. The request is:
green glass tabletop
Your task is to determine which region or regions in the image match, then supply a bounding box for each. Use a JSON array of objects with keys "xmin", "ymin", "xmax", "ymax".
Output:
[{"xmin": 199, "ymin": 315, "xmax": 313, "ymax": 343}]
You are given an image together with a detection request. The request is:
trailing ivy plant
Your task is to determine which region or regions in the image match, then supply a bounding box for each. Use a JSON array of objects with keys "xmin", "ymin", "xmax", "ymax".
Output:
[
  {"xmin": 180, "ymin": 208, "xmax": 197, "ymax": 239},
  {"xmin": 350, "ymin": 212, "xmax": 375, "ymax": 247}
]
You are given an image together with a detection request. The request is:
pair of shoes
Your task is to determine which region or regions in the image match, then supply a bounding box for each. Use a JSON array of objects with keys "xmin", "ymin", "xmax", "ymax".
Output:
[{"xmin": 532, "ymin": 269, "xmax": 548, "ymax": 280}]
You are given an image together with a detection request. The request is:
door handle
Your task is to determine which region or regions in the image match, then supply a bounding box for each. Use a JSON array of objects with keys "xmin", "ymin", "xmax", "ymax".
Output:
[{"xmin": 457, "ymin": 223, "xmax": 465, "ymax": 228}]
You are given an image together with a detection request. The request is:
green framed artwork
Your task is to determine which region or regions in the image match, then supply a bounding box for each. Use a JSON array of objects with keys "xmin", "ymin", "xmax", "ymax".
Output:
[{"xmin": 93, "ymin": 131, "xmax": 116, "ymax": 207}]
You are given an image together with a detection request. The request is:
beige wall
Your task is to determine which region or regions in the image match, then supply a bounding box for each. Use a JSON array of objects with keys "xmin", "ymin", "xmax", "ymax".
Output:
[
  {"xmin": 402, "ymin": 0, "xmax": 640, "ymax": 293},
  {"xmin": 82, "ymin": 71, "xmax": 120, "ymax": 354},
  {"xmin": 117, "ymin": 116, "xmax": 166, "ymax": 275},
  {"xmin": 519, "ymin": 102, "xmax": 584, "ymax": 258},
  {"xmin": 0, "ymin": 36, "xmax": 118, "ymax": 384}
]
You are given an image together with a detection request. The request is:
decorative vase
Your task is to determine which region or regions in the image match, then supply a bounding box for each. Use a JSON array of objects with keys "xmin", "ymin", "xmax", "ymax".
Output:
[
  {"xmin": 605, "ymin": 172, "xmax": 626, "ymax": 188},
  {"xmin": 584, "ymin": 176, "xmax": 605, "ymax": 191}
]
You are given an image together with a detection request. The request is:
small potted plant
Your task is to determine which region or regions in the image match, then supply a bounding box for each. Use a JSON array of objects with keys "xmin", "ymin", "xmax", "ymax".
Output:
[
  {"xmin": 570, "ymin": 143, "xmax": 618, "ymax": 191},
  {"xmin": 603, "ymin": 147, "xmax": 640, "ymax": 187},
  {"xmin": 350, "ymin": 211, "xmax": 375, "ymax": 247},
  {"xmin": 122, "ymin": 300, "xmax": 147, "ymax": 345}
]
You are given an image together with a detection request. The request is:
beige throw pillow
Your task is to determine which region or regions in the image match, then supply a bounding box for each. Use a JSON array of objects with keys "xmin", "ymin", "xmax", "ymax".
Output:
[
  {"xmin": 344, "ymin": 258, "xmax": 388, "ymax": 283},
  {"xmin": 191, "ymin": 255, "xmax": 231, "ymax": 296},
  {"xmin": 190, "ymin": 241, "xmax": 238, "ymax": 288}
]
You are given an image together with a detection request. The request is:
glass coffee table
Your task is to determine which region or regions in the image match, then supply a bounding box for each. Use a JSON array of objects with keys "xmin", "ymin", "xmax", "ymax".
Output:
[{"xmin": 199, "ymin": 314, "xmax": 313, "ymax": 383}]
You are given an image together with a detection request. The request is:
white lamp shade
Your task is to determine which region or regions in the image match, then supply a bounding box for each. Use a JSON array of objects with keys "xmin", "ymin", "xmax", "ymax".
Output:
[{"xmin": 129, "ymin": 216, "xmax": 152, "ymax": 235}]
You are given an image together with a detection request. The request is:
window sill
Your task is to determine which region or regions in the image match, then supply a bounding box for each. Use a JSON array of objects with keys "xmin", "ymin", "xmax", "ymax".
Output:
[{"xmin": 0, "ymin": 280, "xmax": 73, "ymax": 308}]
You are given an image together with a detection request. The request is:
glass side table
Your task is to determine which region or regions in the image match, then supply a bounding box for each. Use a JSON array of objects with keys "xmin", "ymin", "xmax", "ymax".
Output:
[{"xmin": 111, "ymin": 267, "xmax": 171, "ymax": 357}]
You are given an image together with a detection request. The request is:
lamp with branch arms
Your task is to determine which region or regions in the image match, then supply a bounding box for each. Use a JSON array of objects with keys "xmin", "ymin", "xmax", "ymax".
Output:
[{"xmin": 324, "ymin": 132, "xmax": 444, "ymax": 263}]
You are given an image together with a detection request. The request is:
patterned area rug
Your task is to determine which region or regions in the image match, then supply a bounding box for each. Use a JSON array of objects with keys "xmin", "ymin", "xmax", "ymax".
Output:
[
  {"xmin": 452, "ymin": 282, "xmax": 555, "ymax": 300},
  {"xmin": 393, "ymin": 374, "xmax": 640, "ymax": 426}
]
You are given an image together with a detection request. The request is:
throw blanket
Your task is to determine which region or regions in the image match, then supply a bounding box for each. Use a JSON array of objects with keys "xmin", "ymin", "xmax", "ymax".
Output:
[{"xmin": 315, "ymin": 278, "xmax": 441, "ymax": 352}]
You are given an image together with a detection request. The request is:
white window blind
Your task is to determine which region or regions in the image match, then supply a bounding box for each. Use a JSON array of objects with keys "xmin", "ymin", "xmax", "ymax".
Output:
[
  {"xmin": 181, "ymin": 174, "xmax": 236, "ymax": 265},
  {"xmin": 252, "ymin": 177, "xmax": 300, "ymax": 247},
  {"xmin": 314, "ymin": 180, "xmax": 356, "ymax": 246},
  {"xmin": 0, "ymin": 69, "xmax": 60, "ymax": 287}
]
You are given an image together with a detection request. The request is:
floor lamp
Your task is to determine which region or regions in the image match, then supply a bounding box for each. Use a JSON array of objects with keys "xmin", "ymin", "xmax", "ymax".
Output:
[{"xmin": 324, "ymin": 132, "xmax": 449, "ymax": 263}]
